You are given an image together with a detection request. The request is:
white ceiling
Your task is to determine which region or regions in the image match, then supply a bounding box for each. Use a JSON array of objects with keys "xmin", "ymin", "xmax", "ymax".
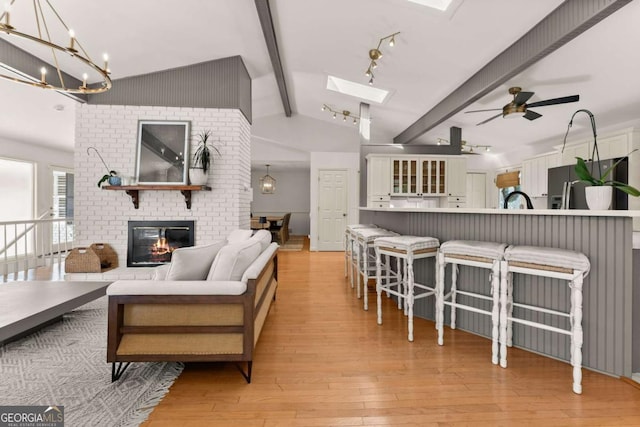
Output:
[{"xmin": 1, "ymin": 0, "xmax": 638, "ymax": 168}]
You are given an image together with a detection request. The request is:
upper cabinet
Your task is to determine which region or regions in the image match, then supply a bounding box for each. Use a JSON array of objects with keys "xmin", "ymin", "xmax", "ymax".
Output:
[
  {"xmin": 521, "ymin": 152, "xmax": 559, "ymax": 197},
  {"xmin": 368, "ymin": 156, "xmax": 391, "ymax": 197},
  {"xmin": 391, "ymin": 156, "xmax": 447, "ymax": 196},
  {"xmin": 559, "ymin": 130, "xmax": 631, "ymax": 166},
  {"xmin": 446, "ymin": 157, "xmax": 467, "ymax": 197}
]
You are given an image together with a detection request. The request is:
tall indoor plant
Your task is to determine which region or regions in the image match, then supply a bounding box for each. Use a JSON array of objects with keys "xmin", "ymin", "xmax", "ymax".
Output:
[
  {"xmin": 563, "ymin": 109, "xmax": 639, "ymax": 209},
  {"xmin": 189, "ymin": 130, "xmax": 221, "ymax": 185}
]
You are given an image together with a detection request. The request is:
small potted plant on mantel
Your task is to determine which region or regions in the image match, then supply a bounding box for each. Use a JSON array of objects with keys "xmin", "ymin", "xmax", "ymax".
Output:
[
  {"xmin": 88, "ymin": 146, "xmax": 121, "ymax": 187},
  {"xmin": 189, "ymin": 130, "xmax": 221, "ymax": 186}
]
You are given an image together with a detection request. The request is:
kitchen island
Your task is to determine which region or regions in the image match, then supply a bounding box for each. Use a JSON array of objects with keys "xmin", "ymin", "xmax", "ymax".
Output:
[{"xmin": 360, "ymin": 206, "xmax": 640, "ymax": 378}]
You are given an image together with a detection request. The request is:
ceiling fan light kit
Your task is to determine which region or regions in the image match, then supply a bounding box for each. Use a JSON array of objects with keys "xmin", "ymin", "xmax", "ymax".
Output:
[
  {"xmin": 0, "ymin": 0, "xmax": 112, "ymax": 94},
  {"xmin": 365, "ymin": 32, "xmax": 399, "ymax": 86},
  {"xmin": 466, "ymin": 86, "xmax": 579, "ymax": 126}
]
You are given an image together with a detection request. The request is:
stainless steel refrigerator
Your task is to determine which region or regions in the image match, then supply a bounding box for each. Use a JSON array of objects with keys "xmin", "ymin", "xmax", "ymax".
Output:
[{"xmin": 547, "ymin": 157, "xmax": 629, "ymax": 209}]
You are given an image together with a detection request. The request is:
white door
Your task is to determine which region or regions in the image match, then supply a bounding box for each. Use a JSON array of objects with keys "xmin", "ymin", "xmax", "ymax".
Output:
[
  {"xmin": 317, "ymin": 169, "xmax": 348, "ymax": 251},
  {"xmin": 466, "ymin": 172, "xmax": 487, "ymax": 208}
]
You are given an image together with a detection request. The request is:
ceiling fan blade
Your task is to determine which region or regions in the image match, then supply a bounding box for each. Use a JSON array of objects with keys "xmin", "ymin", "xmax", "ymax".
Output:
[
  {"xmin": 476, "ymin": 113, "xmax": 503, "ymax": 126},
  {"xmin": 523, "ymin": 110, "xmax": 542, "ymax": 121},
  {"xmin": 527, "ymin": 95, "xmax": 579, "ymax": 108},
  {"xmin": 514, "ymin": 91, "xmax": 534, "ymax": 105},
  {"xmin": 465, "ymin": 108, "xmax": 502, "ymax": 114}
]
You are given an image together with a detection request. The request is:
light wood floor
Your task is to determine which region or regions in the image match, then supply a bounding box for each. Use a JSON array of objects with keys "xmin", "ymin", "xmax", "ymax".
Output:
[{"xmin": 142, "ymin": 242, "xmax": 640, "ymax": 426}]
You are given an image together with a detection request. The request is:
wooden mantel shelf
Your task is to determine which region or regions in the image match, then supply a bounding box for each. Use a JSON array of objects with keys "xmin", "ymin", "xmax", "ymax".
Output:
[{"xmin": 103, "ymin": 185, "xmax": 211, "ymax": 209}]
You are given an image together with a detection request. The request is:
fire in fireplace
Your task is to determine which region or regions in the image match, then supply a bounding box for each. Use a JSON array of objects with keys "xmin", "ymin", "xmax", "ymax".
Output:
[{"xmin": 127, "ymin": 220, "xmax": 194, "ymax": 267}]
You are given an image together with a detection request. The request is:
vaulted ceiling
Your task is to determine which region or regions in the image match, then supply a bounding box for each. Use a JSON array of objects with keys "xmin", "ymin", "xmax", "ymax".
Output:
[{"xmin": 1, "ymin": 0, "xmax": 638, "ymax": 169}]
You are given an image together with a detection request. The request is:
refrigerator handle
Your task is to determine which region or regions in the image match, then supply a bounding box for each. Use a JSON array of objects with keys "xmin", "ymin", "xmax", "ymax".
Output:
[{"xmin": 561, "ymin": 181, "xmax": 568, "ymax": 209}]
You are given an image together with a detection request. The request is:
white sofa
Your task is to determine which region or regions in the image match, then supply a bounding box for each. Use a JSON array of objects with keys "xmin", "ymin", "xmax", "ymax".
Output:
[{"xmin": 106, "ymin": 230, "xmax": 278, "ymax": 383}]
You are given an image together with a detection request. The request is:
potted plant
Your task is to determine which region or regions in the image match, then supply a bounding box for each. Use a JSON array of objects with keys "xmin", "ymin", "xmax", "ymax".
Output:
[
  {"xmin": 574, "ymin": 152, "xmax": 639, "ymax": 209},
  {"xmin": 87, "ymin": 146, "xmax": 121, "ymax": 187},
  {"xmin": 189, "ymin": 130, "xmax": 221, "ymax": 185}
]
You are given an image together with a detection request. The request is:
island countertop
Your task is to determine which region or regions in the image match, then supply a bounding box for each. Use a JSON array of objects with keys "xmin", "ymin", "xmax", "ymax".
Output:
[
  {"xmin": 358, "ymin": 206, "xmax": 638, "ymax": 378},
  {"xmin": 360, "ymin": 206, "xmax": 640, "ymax": 217}
]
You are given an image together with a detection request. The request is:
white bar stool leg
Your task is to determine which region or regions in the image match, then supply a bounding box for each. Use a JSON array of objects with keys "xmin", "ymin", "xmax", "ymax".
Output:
[
  {"xmin": 436, "ymin": 251, "xmax": 445, "ymax": 346},
  {"xmin": 375, "ymin": 246, "xmax": 383, "ymax": 325},
  {"xmin": 571, "ymin": 274, "xmax": 584, "ymax": 394},
  {"xmin": 450, "ymin": 263, "xmax": 458, "ymax": 330},
  {"xmin": 506, "ymin": 271, "xmax": 513, "ymax": 347},
  {"xmin": 490, "ymin": 259, "xmax": 500, "ymax": 365},
  {"xmin": 407, "ymin": 251, "xmax": 415, "ymax": 342},
  {"xmin": 499, "ymin": 260, "xmax": 509, "ymax": 368}
]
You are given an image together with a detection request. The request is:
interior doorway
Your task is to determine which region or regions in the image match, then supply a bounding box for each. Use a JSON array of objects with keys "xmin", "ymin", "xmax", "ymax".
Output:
[{"xmin": 317, "ymin": 169, "xmax": 347, "ymax": 251}]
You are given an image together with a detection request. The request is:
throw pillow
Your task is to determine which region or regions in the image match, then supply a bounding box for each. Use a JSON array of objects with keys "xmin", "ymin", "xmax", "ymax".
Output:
[
  {"xmin": 251, "ymin": 229, "xmax": 272, "ymax": 252},
  {"xmin": 226, "ymin": 229, "xmax": 253, "ymax": 244},
  {"xmin": 207, "ymin": 239, "xmax": 262, "ymax": 281},
  {"xmin": 166, "ymin": 241, "xmax": 226, "ymax": 281}
]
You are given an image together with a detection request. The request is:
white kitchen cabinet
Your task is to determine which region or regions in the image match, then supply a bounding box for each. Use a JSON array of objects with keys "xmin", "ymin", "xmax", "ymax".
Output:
[
  {"xmin": 522, "ymin": 152, "xmax": 559, "ymax": 198},
  {"xmin": 390, "ymin": 156, "xmax": 447, "ymax": 196},
  {"xmin": 597, "ymin": 133, "xmax": 630, "ymax": 160},
  {"xmin": 560, "ymin": 143, "xmax": 590, "ymax": 165},
  {"xmin": 446, "ymin": 157, "xmax": 467, "ymax": 197},
  {"xmin": 367, "ymin": 156, "xmax": 391, "ymax": 197}
]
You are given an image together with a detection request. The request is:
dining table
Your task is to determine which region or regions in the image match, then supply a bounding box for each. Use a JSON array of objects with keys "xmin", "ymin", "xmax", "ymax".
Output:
[{"xmin": 250, "ymin": 215, "xmax": 284, "ymax": 230}]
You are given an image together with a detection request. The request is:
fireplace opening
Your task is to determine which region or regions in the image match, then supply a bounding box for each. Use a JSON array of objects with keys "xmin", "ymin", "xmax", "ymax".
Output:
[{"xmin": 127, "ymin": 220, "xmax": 194, "ymax": 267}]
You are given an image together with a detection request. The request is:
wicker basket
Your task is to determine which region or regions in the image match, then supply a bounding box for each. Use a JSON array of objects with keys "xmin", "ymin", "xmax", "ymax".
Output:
[
  {"xmin": 90, "ymin": 243, "xmax": 118, "ymax": 271},
  {"xmin": 65, "ymin": 247, "xmax": 101, "ymax": 273}
]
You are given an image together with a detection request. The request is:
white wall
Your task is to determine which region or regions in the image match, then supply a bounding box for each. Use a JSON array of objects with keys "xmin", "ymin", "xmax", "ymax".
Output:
[
  {"xmin": 250, "ymin": 168, "xmax": 310, "ymax": 235},
  {"xmin": 74, "ymin": 104, "xmax": 251, "ymax": 266},
  {"xmin": 0, "ymin": 137, "xmax": 74, "ymax": 219},
  {"xmin": 309, "ymin": 152, "xmax": 360, "ymax": 251}
]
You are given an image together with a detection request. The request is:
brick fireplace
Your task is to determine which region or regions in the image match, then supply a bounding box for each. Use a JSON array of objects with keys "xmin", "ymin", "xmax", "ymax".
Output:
[
  {"xmin": 73, "ymin": 104, "xmax": 252, "ymax": 268},
  {"xmin": 127, "ymin": 220, "xmax": 194, "ymax": 267}
]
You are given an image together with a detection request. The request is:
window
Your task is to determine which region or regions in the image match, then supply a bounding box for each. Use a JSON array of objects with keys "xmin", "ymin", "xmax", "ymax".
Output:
[
  {"xmin": 51, "ymin": 168, "xmax": 74, "ymax": 245},
  {"xmin": 0, "ymin": 157, "xmax": 34, "ymax": 221}
]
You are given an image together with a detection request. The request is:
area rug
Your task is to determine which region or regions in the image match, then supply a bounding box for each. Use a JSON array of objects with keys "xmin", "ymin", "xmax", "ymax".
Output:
[
  {"xmin": 0, "ymin": 297, "xmax": 183, "ymax": 426},
  {"xmin": 279, "ymin": 235, "xmax": 305, "ymax": 251}
]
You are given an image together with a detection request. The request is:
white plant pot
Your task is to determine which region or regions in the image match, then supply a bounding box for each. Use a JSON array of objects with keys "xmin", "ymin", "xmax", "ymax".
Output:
[
  {"xmin": 189, "ymin": 168, "xmax": 209, "ymax": 186},
  {"xmin": 585, "ymin": 186, "xmax": 612, "ymax": 210}
]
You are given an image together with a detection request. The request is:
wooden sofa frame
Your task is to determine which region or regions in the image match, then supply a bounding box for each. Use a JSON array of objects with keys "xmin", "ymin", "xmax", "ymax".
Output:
[{"xmin": 107, "ymin": 250, "xmax": 278, "ymax": 383}]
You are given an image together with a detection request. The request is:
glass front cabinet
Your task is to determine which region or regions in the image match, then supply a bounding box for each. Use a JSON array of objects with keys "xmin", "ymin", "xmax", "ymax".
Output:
[{"xmin": 391, "ymin": 157, "xmax": 446, "ymax": 196}]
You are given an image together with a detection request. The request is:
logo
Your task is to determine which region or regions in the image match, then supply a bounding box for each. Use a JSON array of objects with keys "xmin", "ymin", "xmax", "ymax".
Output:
[{"xmin": 0, "ymin": 406, "xmax": 64, "ymax": 427}]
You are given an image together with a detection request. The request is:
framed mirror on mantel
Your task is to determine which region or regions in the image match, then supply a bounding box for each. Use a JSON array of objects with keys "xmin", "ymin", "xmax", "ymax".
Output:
[{"xmin": 135, "ymin": 120, "xmax": 190, "ymax": 185}]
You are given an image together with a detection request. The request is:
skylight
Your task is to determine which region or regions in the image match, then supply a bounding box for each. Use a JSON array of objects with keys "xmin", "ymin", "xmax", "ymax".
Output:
[
  {"xmin": 407, "ymin": 0, "xmax": 453, "ymax": 11},
  {"xmin": 326, "ymin": 76, "xmax": 390, "ymax": 104}
]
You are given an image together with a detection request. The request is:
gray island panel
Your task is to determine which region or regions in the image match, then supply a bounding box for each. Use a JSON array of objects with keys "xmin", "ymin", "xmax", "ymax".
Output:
[{"xmin": 359, "ymin": 208, "xmax": 633, "ymax": 377}]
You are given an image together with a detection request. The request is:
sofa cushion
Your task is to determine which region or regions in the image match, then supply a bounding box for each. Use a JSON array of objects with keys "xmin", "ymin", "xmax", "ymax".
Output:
[
  {"xmin": 207, "ymin": 239, "xmax": 262, "ymax": 281},
  {"xmin": 226, "ymin": 229, "xmax": 253, "ymax": 244},
  {"xmin": 152, "ymin": 264, "xmax": 170, "ymax": 281},
  {"xmin": 251, "ymin": 229, "xmax": 272, "ymax": 252},
  {"xmin": 165, "ymin": 241, "xmax": 226, "ymax": 281},
  {"xmin": 107, "ymin": 280, "xmax": 247, "ymax": 296}
]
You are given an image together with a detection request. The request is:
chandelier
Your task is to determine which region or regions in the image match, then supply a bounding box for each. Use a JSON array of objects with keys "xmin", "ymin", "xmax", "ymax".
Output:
[
  {"xmin": 0, "ymin": 0, "xmax": 112, "ymax": 94},
  {"xmin": 260, "ymin": 164, "xmax": 276, "ymax": 194},
  {"xmin": 321, "ymin": 104, "xmax": 361, "ymax": 125},
  {"xmin": 364, "ymin": 32, "xmax": 400, "ymax": 86}
]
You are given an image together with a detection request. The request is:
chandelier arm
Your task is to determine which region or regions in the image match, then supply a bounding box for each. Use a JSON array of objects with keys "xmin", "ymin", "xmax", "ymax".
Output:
[
  {"xmin": 0, "ymin": 28, "xmax": 112, "ymax": 92},
  {"xmin": 36, "ymin": 0, "xmax": 68, "ymax": 89}
]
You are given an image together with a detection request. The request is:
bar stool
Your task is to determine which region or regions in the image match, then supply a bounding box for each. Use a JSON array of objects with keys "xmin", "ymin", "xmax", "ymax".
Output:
[
  {"xmin": 374, "ymin": 235, "xmax": 440, "ymax": 342},
  {"xmin": 499, "ymin": 245, "xmax": 590, "ymax": 394},
  {"xmin": 344, "ymin": 224, "xmax": 378, "ymax": 288},
  {"xmin": 436, "ymin": 240, "xmax": 507, "ymax": 365},
  {"xmin": 353, "ymin": 228, "xmax": 398, "ymax": 310}
]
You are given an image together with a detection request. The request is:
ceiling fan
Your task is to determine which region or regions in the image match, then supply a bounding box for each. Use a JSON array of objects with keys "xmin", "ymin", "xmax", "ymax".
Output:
[{"xmin": 465, "ymin": 87, "xmax": 579, "ymax": 126}]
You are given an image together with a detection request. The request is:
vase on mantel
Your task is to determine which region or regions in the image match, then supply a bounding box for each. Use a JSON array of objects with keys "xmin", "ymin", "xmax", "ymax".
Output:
[
  {"xmin": 585, "ymin": 186, "xmax": 612, "ymax": 210},
  {"xmin": 189, "ymin": 168, "xmax": 208, "ymax": 186}
]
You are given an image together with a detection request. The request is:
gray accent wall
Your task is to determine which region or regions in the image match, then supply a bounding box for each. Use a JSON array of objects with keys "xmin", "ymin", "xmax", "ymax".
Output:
[
  {"xmin": 360, "ymin": 209, "xmax": 634, "ymax": 377},
  {"xmin": 251, "ymin": 168, "xmax": 310, "ymax": 235},
  {"xmin": 634, "ymin": 249, "xmax": 640, "ymax": 373},
  {"xmin": 87, "ymin": 56, "xmax": 252, "ymax": 123}
]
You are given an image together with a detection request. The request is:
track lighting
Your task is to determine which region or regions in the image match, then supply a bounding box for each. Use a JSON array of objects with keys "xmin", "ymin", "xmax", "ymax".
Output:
[
  {"xmin": 364, "ymin": 32, "xmax": 400, "ymax": 86},
  {"xmin": 322, "ymin": 104, "xmax": 362, "ymax": 126},
  {"xmin": 437, "ymin": 138, "xmax": 492, "ymax": 153}
]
